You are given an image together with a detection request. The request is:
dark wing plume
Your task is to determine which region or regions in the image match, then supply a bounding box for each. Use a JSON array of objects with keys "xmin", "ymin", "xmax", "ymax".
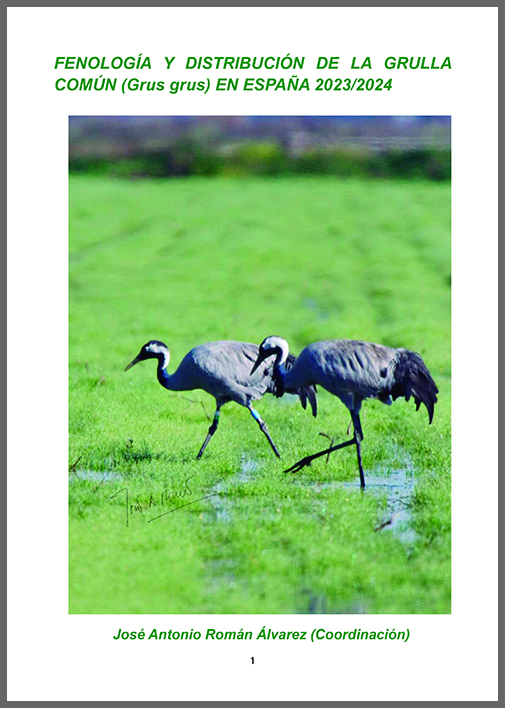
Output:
[
  {"xmin": 266, "ymin": 353, "xmax": 317, "ymax": 417},
  {"xmin": 389, "ymin": 349, "xmax": 439, "ymax": 423}
]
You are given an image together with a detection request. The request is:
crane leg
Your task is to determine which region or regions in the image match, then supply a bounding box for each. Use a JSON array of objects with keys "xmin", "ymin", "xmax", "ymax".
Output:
[
  {"xmin": 284, "ymin": 410, "xmax": 366, "ymax": 482},
  {"xmin": 351, "ymin": 411, "xmax": 366, "ymax": 490},
  {"xmin": 196, "ymin": 406, "xmax": 221, "ymax": 460},
  {"xmin": 248, "ymin": 406, "xmax": 281, "ymax": 459},
  {"xmin": 283, "ymin": 438, "xmax": 356, "ymax": 474}
]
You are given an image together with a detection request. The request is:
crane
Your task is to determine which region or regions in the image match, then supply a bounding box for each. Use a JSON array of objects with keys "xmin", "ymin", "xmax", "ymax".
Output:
[
  {"xmin": 125, "ymin": 339, "xmax": 317, "ymax": 460},
  {"xmin": 250, "ymin": 336, "xmax": 438, "ymax": 489}
]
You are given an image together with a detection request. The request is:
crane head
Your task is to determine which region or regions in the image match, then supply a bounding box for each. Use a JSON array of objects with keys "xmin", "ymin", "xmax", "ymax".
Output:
[
  {"xmin": 250, "ymin": 336, "xmax": 289, "ymax": 374},
  {"xmin": 125, "ymin": 340, "xmax": 170, "ymax": 371}
]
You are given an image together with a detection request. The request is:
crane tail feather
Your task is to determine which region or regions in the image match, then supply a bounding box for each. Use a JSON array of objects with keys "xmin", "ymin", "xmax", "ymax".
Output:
[
  {"xmin": 305, "ymin": 385, "xmax": 318, "ymax": 417},
  {"xmin": 285, "ymin": 353, "xmax": 318, "ymax": 417},
  {"xmin": 390, "ymin": 349, "xmax": 439, "ymax": 424}
]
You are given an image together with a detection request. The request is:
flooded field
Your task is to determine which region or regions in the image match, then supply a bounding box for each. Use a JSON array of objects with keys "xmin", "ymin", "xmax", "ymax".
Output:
[{"xmin": 69, "ymin": 175, "xmax": 451, "ymax": 614}]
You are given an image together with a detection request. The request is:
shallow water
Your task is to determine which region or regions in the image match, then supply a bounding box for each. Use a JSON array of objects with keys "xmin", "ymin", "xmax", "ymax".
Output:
[
  {"xmin": 369, "ymin": 449, "xmax": 416, "ymax": 544},
  {"xmin": 204, "ymin": 446, "xmax": 416, "ymax": 605},
  {"xmin": 299, "ymin": 589, "xmax": 369, "ymax": 615},
  {"xmin": 72, "ymin": 445, "xmax": 416, "ymax": 545},
  {"xmin": 70, "ymin": 469, "xmax": 123, "ymax": 483},
  {"xmin": 203, "ymin": 455, "xmax": 259, "ymax": 591},
  {"xmin": 206, "ymin": 453, "xmax": 258, "ymax": 523},
  {"xmin": 206, "ymin": 445, "xmax": 416, "ymax": 546},
  {"xmin": 303, "ymin": 446, "xmax": 416, "ymax": 545}
]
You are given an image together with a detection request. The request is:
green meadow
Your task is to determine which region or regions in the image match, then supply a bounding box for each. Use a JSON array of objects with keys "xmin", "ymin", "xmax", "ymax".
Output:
[{"xmin": 69, "ymin": 175, "xmax": 451, "ymax": 614}]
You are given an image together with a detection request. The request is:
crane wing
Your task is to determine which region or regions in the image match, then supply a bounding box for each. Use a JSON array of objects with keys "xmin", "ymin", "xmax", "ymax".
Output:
[
  {"xmin": 286, "ymin": 340, "xmax": 437, "ymax": 423},
  {"xmin": 186, "ymin": 341, "xmax": 317, "ymax": 415}
]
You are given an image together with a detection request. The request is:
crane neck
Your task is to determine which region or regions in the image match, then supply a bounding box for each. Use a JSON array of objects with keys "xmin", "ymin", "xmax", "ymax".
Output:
[
  {"xmin": 271, "ymin": 342, "xmax": 290, "ymax": 391},
  {"xmin": 270, "ymin": 342, "xmax": 289, "ymax": 396},
  {"xmin": 154, "ymin": 351, "xmax": 188, "ymax": 391},
  {"xmin": 155, "ymin": 350, "xmax": 171, "ymax": 388},
  {"xmin": 274, "ymin": 339, "xmax": 289, "ymax": 369}
]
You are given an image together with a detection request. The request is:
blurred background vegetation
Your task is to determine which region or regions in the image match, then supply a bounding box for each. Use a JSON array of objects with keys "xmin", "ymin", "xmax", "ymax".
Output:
[{"xmin": 69, "ymin": 116, "xmax": 451, "ymax": 181}]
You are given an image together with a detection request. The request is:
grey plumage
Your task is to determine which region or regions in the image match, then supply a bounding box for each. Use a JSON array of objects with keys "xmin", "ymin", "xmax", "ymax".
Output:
[
  {"xmin": 124, "ymin": 339, "xmax": 316, "ymax": 459},
  {"xmin": 251, "ymin": 336, "xmax": 438, "ymax": 488},
  {"xmin": 276, "ymin": 339, "xmax": 437, "ymax": 422}
]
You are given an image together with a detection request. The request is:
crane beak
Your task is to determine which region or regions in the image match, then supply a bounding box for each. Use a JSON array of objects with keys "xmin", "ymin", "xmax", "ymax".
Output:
[
  {"xmin": 124, "ymin": 355, "xmax": 141, "ymax": 371},
  {"xmin": 250, "ymin": 349, "xmax": 270, "ymax": 375}
]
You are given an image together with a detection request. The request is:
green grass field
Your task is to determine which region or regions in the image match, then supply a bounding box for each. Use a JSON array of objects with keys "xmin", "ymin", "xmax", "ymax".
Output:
[{"xmin": 69, "ymin": 175, "xmax": 451, "ymax": 614}]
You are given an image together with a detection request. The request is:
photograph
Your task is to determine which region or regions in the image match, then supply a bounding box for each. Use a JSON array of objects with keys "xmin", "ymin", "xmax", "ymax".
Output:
[{"xmin": 69, "ymin": 115, "xmax": 451, "ymax": 615}]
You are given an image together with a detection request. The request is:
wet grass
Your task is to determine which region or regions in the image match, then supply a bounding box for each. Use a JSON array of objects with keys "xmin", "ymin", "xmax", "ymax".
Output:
[{"xmin": 69, "ymin": 175, "xmax": 451, "ymax": 614}]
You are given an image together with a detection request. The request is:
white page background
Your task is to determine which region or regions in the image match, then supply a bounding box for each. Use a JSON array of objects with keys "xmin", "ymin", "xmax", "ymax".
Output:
[{"xmin": 7, "ymin": 6, "xmax": 497, "ymax": 701}]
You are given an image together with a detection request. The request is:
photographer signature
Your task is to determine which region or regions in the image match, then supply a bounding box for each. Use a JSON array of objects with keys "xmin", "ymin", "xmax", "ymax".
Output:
[{"xmin": 110, "ymin": 476, "xmax": 219, "ymax": 526}]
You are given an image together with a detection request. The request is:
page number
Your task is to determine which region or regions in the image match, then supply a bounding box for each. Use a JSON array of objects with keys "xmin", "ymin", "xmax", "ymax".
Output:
[{"xmin": 251, "ymin": 657, "xmax": 254, "ymax": 664}]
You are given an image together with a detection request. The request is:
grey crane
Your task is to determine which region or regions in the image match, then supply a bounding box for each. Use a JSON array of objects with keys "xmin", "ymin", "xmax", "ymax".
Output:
[
  {"xmin": 125, "ymin": 339, "xmax": 317, "ymax": 460},
  {"xmin": 251, "ymin": 336, "xmax": 439, "ymax": 489}
]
